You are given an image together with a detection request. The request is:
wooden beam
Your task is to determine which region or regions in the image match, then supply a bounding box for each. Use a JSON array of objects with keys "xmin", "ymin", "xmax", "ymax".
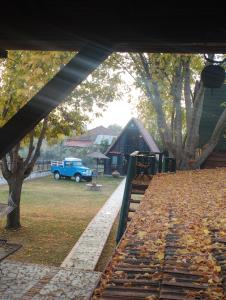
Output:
[{"xmin": 0, "ymin": 42, "xmax": 112, "ymax": 158}]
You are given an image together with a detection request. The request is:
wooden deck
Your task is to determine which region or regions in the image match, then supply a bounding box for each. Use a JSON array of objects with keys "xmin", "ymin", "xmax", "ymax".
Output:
[{"xmin": 93, "ymin": 168, "xmax": 226, "ymax": 300}]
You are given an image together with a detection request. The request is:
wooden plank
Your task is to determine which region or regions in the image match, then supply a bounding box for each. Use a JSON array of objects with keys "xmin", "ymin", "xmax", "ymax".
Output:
[
  {"xmin": 109, "ymin": 279, "xmax": 159, "ymax": 286},
  {"xmin": 106, "ymin": 286, "xmax": 159, "ymax": 292},
  {"xmin": 206, "ymin": 156, "xmax": 226, "ymax": 162},
  {"xmin": 102, "ymin": 288, "xmax": 158, "ymax": 299},
  {"xmin": 131, "ymin": 190, "xmax": 145, "ymax": 195},
  {"xmin": 162, "ymin": 280, "xmax": 208, "ymax": 289},
  {"xmin": 114, "ymin": 267, "xmax": 160, "ymax": 273},
  {"xmin": 128, "ymin": 207, "xmax": 136, "ymax": 213},
  {"xmin": 204, "ymin": 162, "xmax": 226, "ymax": 168},
  {"xmin": 130, "ymin": 199, "xmax": 141, "ymax": 204}
]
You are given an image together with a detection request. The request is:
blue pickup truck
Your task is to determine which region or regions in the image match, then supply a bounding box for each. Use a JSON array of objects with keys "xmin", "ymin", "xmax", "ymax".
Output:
[{"xmin": 50, "ymin": 157, "xmax": 92, "ymax": 182}]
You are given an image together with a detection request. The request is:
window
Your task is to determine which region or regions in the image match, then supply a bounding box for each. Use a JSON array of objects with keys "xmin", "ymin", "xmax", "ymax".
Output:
[
  {"xmin": 73, "ymin": 161, "xmax": 82, "ymax": 166},
  {"xmin": 65, "ymin": 161, "xmax": 73, "ymax": 167},
  {"xmin": 112, "ymin": 156, "xmax": 118, "ymax": 165}
]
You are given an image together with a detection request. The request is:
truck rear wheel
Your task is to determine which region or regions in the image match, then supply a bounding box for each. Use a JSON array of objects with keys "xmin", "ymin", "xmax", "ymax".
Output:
[
  {"xmin": 74, "ymin": 174, "xmax": 81, "ymax": 183},
  {"xmin": 54, "ymin": 172, "xmax": 61, "ymax": 180}
]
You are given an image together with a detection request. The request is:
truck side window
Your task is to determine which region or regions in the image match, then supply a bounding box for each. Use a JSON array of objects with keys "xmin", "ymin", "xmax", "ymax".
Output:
[{"xmin": 65, "ymin": 161, "xmax": 73, "ymax": 167}]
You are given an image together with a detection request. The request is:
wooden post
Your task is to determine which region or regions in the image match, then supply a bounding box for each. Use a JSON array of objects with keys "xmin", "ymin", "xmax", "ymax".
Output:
[
  {"xmin": 116, "ymin": 154, "xmax": 136, "ymax": 243},
  {"xmin": 158, "ymin": 153, "xmax": 163, "ymax": 173}
]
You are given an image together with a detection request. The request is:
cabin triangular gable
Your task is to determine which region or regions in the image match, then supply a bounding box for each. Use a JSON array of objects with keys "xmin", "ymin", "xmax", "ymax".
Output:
[
  {"xmin": 200, "ymin": 85, "xmax": 226, "ymax": 168},
  {"xmin": 200, "ymin": 85, "xmax": 226, "ymax": 150},
  {"xmin": 106, "ymin": 118, "xmax": 159, "ymax": 155},
  {"xmin": 104, "ymin": 118, "xmax": 159, "ymax": 175}
]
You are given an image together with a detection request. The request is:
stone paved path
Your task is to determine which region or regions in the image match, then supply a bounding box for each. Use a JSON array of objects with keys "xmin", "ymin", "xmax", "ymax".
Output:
[
  {"xmin": 0, "ymin": 260, "xmax": 101, "ymax": 300},
  {"xmin": 61, "ymin": 178, "xmax": 126, "ymax": 270},
  {"xmin": 0, "ymin": 178, "xmax": 125, "ymax": 299}
]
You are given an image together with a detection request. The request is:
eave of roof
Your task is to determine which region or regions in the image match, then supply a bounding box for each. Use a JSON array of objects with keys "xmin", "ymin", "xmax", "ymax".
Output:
[
  {"xmin": 66, "ymin": 126, "xmax": 117, "ymax": 142},
  {"xmin": 64, "ymin": 140, "xmax": 92, "ymax": 148}
]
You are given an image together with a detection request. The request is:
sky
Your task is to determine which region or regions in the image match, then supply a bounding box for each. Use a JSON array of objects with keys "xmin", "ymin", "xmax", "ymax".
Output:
[
  {"xmin": 87, "ymin": 73, "xmax": 140, "ymax": 129},
  {"xmin": 87, "ymin": 98, "xmax": 137, "ymax": 129}
]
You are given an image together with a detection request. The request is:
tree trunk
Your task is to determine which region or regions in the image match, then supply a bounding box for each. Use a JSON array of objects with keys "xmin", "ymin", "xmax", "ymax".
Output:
[
  {"xmin": 2, "ymin": 118, "xmax": 48, "ymax": 229},
  {"xmin": 6, "ymin": 176, "xmax": 23, "ymax": 229}
]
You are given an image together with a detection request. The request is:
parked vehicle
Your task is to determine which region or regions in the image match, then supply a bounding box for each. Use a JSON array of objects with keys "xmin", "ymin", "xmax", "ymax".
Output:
[{"xmin": 50, "ymin": 157, "xmax": 92, "ymax": 182}]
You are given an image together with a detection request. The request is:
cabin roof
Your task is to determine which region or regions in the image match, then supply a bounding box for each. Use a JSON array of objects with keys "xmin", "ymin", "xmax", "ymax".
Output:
[
  {"xmin": 105, "ymin": 118, "xmax": 160, "ymax": 154},
  {"xmin": 64, "ymin": 126, "xmax": 117, "ymax": 148},
  {"xmin": 66, "ymin": 126, "xmax": 116, "ymax": 142},
  {"xmin": 199, "ymin": 85, "xmax": 226, "ymax": 150}
]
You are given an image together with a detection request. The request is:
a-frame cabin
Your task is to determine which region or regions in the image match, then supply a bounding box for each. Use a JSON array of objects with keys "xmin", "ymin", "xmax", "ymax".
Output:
[
  {"xmin": 199, "ymin": 85, "xmax": 226, "ymax": 168},
  {"xmin": 104, "ymin": 118, "xmax": 159, "ymax": 175}
]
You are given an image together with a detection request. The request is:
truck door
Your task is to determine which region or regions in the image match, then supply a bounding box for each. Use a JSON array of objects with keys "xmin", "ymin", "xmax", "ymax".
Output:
[{"xmin": 61, "ymin": 161, "xmax": 73, "ymax": 177}]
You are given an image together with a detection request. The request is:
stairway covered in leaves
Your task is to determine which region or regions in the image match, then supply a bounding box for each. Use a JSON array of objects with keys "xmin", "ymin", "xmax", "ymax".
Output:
[{"xmin": 93, "ymin": 168, "xmax": 226, "ymax": 300}]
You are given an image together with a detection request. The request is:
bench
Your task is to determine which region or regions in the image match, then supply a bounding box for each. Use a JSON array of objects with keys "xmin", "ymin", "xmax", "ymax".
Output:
[{"xmin": 86, "ymin": 183, "xmax": 103, "ymax": 191}]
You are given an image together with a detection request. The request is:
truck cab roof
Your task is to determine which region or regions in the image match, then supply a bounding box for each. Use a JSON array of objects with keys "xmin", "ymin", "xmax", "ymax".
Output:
[{"xmin": 64, "ymin": 157, "xmax": 82, "ymax": 162}]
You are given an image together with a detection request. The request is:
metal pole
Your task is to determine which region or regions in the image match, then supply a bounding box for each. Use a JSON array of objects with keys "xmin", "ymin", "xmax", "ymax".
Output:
[{"xmin": 96, "ymin": 158, "xmax": 98, "ymax": 178}]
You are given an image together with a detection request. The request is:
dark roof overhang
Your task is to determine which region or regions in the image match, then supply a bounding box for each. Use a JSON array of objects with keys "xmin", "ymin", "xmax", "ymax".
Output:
[{"xmin": 1, "ymin": 4, "xmax": 226, "ymax": 53}]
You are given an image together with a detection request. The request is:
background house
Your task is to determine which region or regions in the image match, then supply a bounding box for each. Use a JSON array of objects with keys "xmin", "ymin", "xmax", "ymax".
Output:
[
  {"xmin": 199, "ymin": 85, "xmax": 226, "ymax": 168},
  {"xmin": 64, "ymin": 126, "xmax": 117, "ymax": 148},
  {"xmin": 104, "ymin": 118, "xmax": 160, "ymax": 175}
]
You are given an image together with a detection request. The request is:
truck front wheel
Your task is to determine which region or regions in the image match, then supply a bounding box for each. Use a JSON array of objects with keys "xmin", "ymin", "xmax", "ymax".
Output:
[
  {"xmin": 54, "ymin": 172, "xmax": 61, "ymax": 180},
  {"xmin": 74, "ymin": 174, "xmax": 81, "ymax": 183}
]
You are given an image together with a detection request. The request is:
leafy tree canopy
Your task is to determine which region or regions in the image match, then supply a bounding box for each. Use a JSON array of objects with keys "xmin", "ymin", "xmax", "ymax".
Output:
[
  {"xmin": 0, "ymin": 50, "xmax": 124, "ymax": 229},
  {"xmin": 0, "ymin": 51, "xmax": 123, "ymax": 144}
]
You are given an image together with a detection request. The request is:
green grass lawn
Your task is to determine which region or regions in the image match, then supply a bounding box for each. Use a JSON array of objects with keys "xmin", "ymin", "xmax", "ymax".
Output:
[{"xmin": 0, "ymin": 175, "xmax": 122, "ymax": 266}]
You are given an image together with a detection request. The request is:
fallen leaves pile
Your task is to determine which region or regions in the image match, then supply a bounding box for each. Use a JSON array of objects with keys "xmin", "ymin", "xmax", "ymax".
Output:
[{"xmin": 93, "ymin": 168, "xmax": 226, "ymax": 300}]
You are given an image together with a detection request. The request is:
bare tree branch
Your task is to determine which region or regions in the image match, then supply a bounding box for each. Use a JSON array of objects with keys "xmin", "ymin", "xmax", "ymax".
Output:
[
  {"xmin": 129, "ymin": 53, "xmax": 147, "ymax": 80},
  {"xmin": 138, "ymin": 53, "xmax": 152, "ymax": 80},
  {"xmin": 185, "ymin": 80, "xmax": 204, "ymax": 158},
  {"xmin": 183, "ymin": 58, "xmax": 193, "ymax": 136},
  {"xmin": 170, "ymin": 107, "xmax": 175, "ymax": 141},
  {"xmin": 112, "ymin": 54, "xmax": 137, "ymax": 81},
  {"xmin": 185, "ymin": 54, "xmax": 215, "ymax": 159},
  {"xmin": 138, "ymin": 53, "xmax": 175, "ymax": 153},
  {"xmin": 1, "ymin": 156, "xmax": 11, "ymax": 180},
  {"xmin": 172, "ymin": 62, "xmax": 183, "ymax": 157},
  {"xmin": 10, "ymin": 143, "xmax": 21, "ymax": 174},
  {"xmin": 2, "ymin": 95, "xmax": 13, "ymax": 119},
  {"xmin": 24, "ymin": 130, "xmax": 35, "ymax": 167},
  {"xmin": 25, "ymin": 117, "xmax": 48, "ymax": 176}
]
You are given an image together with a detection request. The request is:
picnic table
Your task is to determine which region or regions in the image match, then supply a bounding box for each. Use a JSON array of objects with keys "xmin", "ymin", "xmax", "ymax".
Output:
[{"xmin": 86, "ymin": 183, "xmax": 103, "ymax": 191}]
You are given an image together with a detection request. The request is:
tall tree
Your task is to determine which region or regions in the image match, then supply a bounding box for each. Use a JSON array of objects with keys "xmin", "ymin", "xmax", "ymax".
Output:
[
  {"xmin": 113, "ymin": 53, "xmax": 226, "ymax": 169},
  {"xmin": 0, "ymin": 50, "xmax": 122, "ymax": 229}
]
